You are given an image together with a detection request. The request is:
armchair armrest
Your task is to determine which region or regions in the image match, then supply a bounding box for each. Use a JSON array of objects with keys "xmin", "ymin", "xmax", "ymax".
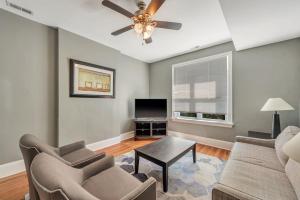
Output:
[
  {"xmin": 121, "ymin": 177, "xmax": 156, "ymax": 200},
  {"xmin": 72, "ymin": 152, "xmax": 106, "ymax": 168},
  {"xmin": 235, "ymin": 136, "xmax": 275, "ymax": 148},
  {"xmin": 59, "ymin": 140, "xmax": 85, "ymax": 156},
  {"xmin": 82, "ymin": 155, "xmax": 114, "ymax": 179}
]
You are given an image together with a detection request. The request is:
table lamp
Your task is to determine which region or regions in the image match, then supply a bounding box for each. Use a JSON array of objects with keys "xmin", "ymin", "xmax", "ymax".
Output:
[
  {"xmin": 261, "ymin": 98, "xmax": 294, "ymax": 138},
  {"xmin": 283, "ymin": 132, "xmax": 300, "ymax": 163}
]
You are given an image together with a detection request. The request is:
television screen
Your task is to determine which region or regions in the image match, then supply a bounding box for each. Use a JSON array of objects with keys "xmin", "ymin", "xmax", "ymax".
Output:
[{"xmin": 135, "ymin": 99, "xmax": 167, "ymax": 118}]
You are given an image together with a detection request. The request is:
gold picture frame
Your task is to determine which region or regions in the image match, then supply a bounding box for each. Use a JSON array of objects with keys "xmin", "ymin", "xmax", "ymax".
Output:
[{"xmin": 70, "ymin": 59, "xmax": 115, "ymax": 98}]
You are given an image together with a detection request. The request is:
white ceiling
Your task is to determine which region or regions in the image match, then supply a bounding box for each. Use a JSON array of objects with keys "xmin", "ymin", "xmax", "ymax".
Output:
[
  {"xmin": 1, "ymin": 0, "xmax": 300, "ymax": 63},
  {"xmin": 219, "ymin": 0, "xmax": 300, "ymax": 50},
  {"xmin": 0, "ymin": 0, "xmax": 231, "ymax": 63}
]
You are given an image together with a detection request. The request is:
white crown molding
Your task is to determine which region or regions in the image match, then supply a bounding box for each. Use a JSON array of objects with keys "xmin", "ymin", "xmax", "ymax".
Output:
[
  {"xmin": 168, "ymin": 130, "xmax": 233, "ymax": 150},
  {"xmin": 0, "ymin": 131, "xmax": 134, "ymax": 179}
]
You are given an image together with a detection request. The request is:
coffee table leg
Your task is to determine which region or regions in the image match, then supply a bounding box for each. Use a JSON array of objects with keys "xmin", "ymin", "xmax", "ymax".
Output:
[
  {"xmin": 193, "ymin": 144, "xmax": 196, "ymax": 163},
  {"xmin": 135, "ymin": 151, "xmax": 139, "ymax": 174},
  {"xmin": 162, "ymin": 165, "xmax": 168, "ymax": 192}
]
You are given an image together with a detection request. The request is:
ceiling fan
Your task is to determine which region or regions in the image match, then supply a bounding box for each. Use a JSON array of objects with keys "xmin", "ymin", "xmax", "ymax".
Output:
[{"xmin": 102, "ymin": 0, "xmax": 182, "ymax": 44}]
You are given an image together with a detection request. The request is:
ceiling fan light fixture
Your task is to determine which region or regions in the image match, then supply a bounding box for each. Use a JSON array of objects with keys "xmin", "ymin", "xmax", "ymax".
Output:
[
  {"xmin": 133, "ymin": 14, "xmax": 156, "ymax": 40},
  {"xmin": 143, "ymin": 23, "xmax": 155, "ymax": 39},
  {"xmin": 146, "ymin": 24, "xmax": 154, "ymax": 32},
  {"xmin": 143, "ymin": 31, "xmax": 151, "ymax": 39},
  {"xmin": 102, "ymin": 0, "xmax": 182, "ymax": 44},
  {"xmin": 134, "ymin": 23, "xmax": 143, "ymax": 34}
]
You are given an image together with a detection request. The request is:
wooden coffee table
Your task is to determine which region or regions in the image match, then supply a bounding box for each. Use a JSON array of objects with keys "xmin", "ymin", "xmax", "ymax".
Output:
[{"xmin": 134, "ymin": 136, "xmax": 196, "ymax": 192}]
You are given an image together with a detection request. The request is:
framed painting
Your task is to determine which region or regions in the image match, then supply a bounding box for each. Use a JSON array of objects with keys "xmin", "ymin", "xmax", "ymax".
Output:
[{"xmin": 70, "ymin": 59, "xmax": 115, "ymax": 98}]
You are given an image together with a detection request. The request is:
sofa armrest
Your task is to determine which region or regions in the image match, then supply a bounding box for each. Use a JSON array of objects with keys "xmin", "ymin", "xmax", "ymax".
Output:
[
  {"xmin": 59, "ymin": 140, "xmax": 85, "ymax": 156},
  {"xmin": 235, "ymin": 136, "xmax": 275, "ymax": 148},
  {"xmin": 121, "ymin": 177, "xmax": 156, "ymax": 200},
  {"xmin": 82, "ymin": 155, "xmax": 114, "ymax": 179},
  {"xmin": 212, "ymin": 183, "xmax": 259, "ymax": 200},
  {"xmin": 72, "ymin": 152, "xmax": 106, "ymax": 168}
]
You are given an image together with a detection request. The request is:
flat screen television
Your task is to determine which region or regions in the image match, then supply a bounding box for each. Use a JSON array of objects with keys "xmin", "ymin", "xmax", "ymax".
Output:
[{"xmin": 135, "ymin": 99, "xmax": 167, "ymax": 118}]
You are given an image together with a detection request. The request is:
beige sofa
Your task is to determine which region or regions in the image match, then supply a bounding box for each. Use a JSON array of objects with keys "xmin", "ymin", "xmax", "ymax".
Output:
[{"xmin": 212, "ymin": 126, "xmax": 300, "ymax": 200}]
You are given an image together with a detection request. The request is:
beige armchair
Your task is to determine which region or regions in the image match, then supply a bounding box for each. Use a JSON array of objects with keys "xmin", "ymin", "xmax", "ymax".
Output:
[
  {"xmin": 30, "ymin": 153, "xmax": 157, "ymax": 200},
  {"xmin": 19, "ymin": 134, "xmax": 105, "ymax": 200}
]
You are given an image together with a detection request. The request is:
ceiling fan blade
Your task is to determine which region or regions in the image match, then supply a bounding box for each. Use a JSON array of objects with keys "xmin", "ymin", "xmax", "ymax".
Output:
[
  {"xmin": 111, "ymin": 25, "xmax": 133, "ymax": 36},
  {"xmin": 145, "ymin": 0, "xmax": 165, "ymax": 16},
  {"xmin": 155, "ymin": 21, "xmax": 182, "ymax": 30},
  {"xmin": 102, "ymin": 0, "xmax": 134, "ymax": 18},
  {"xmin": 145, "ymin": 37, "xmax": 152, "ymax": 44}
]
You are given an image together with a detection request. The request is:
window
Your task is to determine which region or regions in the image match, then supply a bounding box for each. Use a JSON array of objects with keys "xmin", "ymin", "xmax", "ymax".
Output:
[{"xmin": 172, "ymin": 52, "xmax": 233, "ymax": 127}]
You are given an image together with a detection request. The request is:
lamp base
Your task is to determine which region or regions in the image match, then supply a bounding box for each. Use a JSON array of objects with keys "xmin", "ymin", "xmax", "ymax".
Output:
[{"xmin": 272, "ymin": 112, "xmax": 281, "ymax": 139}]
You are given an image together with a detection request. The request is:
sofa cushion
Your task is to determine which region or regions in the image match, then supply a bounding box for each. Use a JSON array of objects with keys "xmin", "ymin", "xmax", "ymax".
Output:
[
  {"xmin": 285, "ymin": 159, "xmax": 300, "ymax": 199},
  {"xmin": 83, "ymin": 166, "xmax": 141, "ymax": 200},
  {"xmin": 219, "ymin": 159, "xmax": 297, "ymax": 200},
  {"xmin": 230, "ymin": 142, "xmax": 284, "ymax": 172},
  {"xmin": 275, "ymin": 126, "xmax": 300, "ymax": 166}
]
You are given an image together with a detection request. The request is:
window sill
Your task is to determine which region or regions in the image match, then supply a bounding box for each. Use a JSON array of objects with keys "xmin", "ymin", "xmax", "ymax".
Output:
[{"xmin": 171, "ymin": 117, "xmax": 234, "ymax": 128}]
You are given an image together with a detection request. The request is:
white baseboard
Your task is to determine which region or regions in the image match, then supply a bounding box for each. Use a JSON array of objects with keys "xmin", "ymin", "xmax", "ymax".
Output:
[
  {"xmin": 168, "ymin": 130, "xmax": 233, "ymax": 150},
  {"xmin": 86, "ymin": 136, "xmax": 121, "ymax": 151},
  {"xmin": 0, "ymin": 131, "xmax": 134, "ymax": 179},
  {"xmin": 0, "ymin": 159, "xmax": 25, "ymax": 179},
  {"xmin": 120, "ymin": 131, "xmax": 135, "ymax": 141},
  {"xmin": 0, "ymin": 131, "xmax": 230, "ymax": 178},
  {"xmin": 25, "ymin": 193, "xmax": 30, "ymax": 200},
  {"xmin": 86, "ymin": 131, "xmax": 134, "ymax": 151}
]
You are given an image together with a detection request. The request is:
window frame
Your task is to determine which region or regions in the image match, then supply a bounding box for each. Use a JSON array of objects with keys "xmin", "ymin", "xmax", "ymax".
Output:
[{"xmin": 171, "ymin": 51, "xmax": 233, "ymax": 128}]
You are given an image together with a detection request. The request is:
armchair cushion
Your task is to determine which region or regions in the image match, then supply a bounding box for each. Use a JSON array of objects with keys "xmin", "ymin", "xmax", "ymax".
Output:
[
  {"xmin": 82, "ymin": 155, "xmax": 115, "ymax": 179},
  {"xmin": 83, "ymin": 166, "xmax": 142, "ymax": 200},
  {"xmin": 121, "ymin": 177, "xmax": 156, "ymax": 200},
  {"xmin": 59, "ymin": 140, "xmax": 85, "ymax": 156},
  {"xmin": 62, "ymin": 148, "xmax": 105, "ymax": 168}
]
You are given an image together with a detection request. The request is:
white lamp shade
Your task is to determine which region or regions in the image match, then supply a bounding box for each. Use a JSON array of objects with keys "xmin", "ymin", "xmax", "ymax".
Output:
[
  {"xmin": 283, "ymin": 132, "xmax": 300, "ymax": 163},
  {"xmin": 261, "ymin": 98, "xmax": 294, "ymax": 111}
]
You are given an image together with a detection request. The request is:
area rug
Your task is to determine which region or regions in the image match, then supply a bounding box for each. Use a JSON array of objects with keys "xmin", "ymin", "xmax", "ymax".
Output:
[{"xmin": 115, "ymin": 151, "xmax": 226, "ymax": 200}]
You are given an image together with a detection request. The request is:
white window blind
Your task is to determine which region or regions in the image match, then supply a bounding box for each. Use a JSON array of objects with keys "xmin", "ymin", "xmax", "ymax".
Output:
[{"xmin": 172, "ymin": 52, "xmax": 232, "ymax": 123}]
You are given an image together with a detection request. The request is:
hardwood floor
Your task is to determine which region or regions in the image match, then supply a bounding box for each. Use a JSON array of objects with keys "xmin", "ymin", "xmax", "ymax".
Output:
[{"xmin": 0, "ymin": 138, "xmax": 230, "ymax": 200}]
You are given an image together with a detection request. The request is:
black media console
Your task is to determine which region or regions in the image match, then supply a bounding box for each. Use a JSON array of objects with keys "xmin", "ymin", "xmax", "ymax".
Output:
[{"xmin": 134, "ymin": 119, "xmax": 167, "ymax": 139}]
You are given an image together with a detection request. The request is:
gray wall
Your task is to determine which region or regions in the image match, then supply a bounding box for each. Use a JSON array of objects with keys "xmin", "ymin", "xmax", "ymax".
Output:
[
  {"xmin": 150, "ymin": 39, "xmax": 300, "ymax": 142},
  {"xmin": 0, "ymin": 9, "xmax": 149, "ymax": 164},
  {"xmin": 0, "ymin": 9, "xmax": 57, "ymax": 164},
  {"xmin": 58, "ymin": 29, "xmax": 149, "ymax": 145}
]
